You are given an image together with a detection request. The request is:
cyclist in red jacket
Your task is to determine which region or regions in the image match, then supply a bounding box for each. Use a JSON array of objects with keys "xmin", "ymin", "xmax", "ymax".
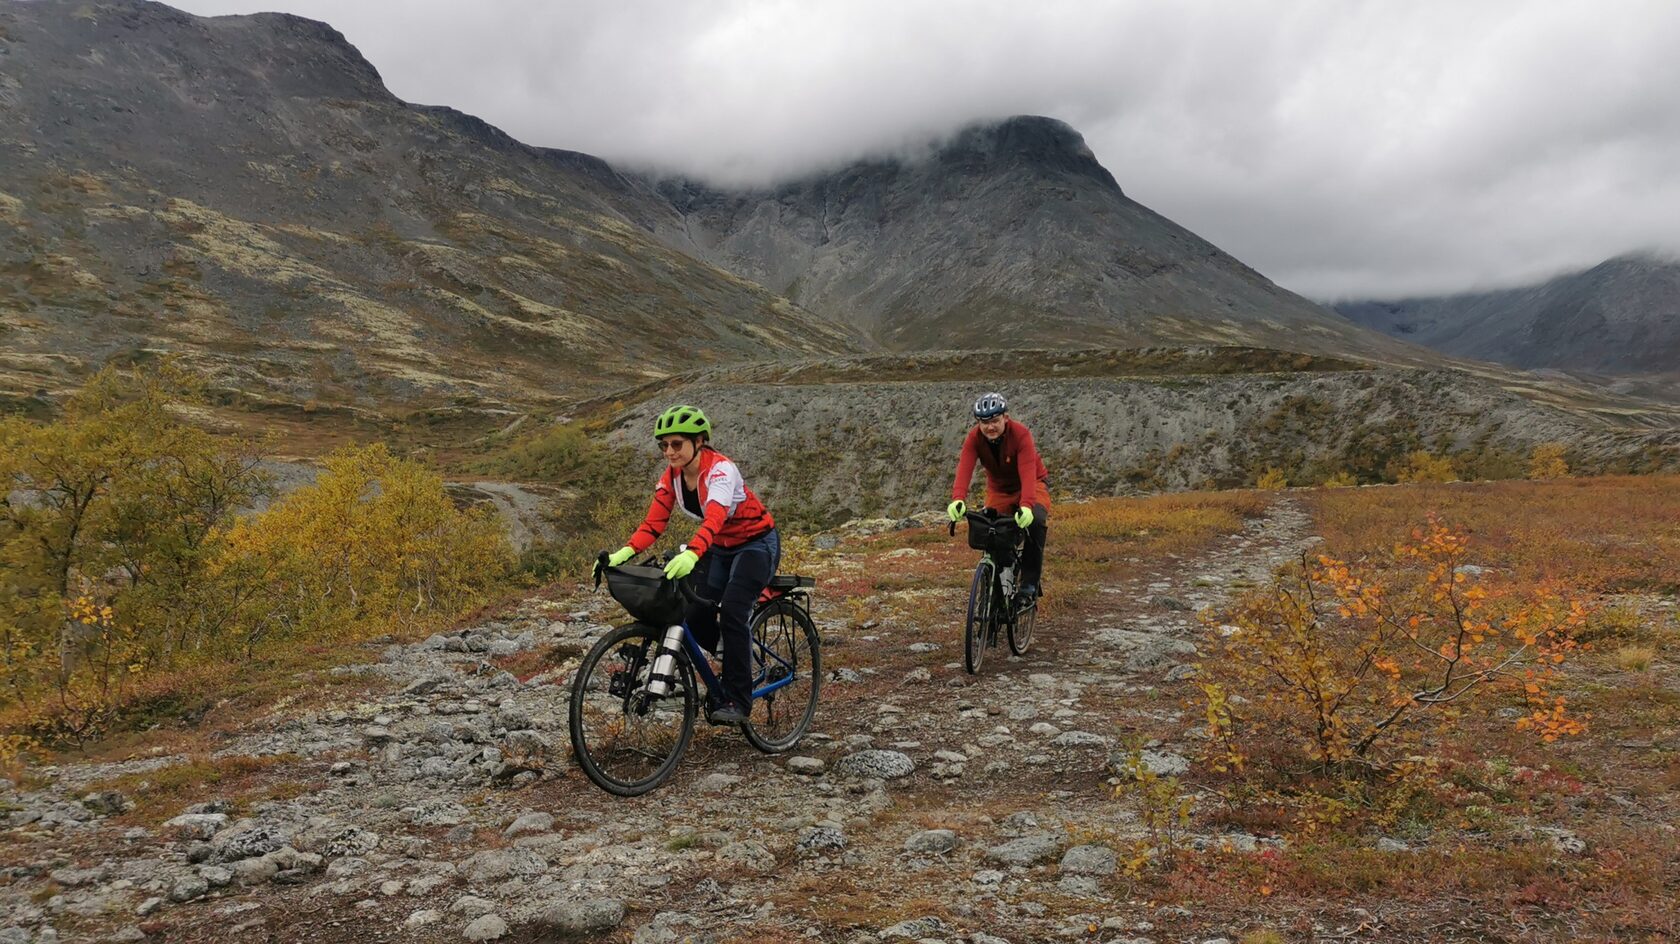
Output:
[
  {"xmin": 947, "ymin": 392, "xmax": 1049, "ymax": 599},
  {"xmin": 594, "ymin": 405, "xmax": 777, "ymax": 725}
]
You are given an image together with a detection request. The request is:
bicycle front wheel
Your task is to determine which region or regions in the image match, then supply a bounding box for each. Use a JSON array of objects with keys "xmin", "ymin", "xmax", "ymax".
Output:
[
  {"xmin": 568, "ymin": 622, "xmax": 696, "ymax": 796},
  {"xmin": 964, "ymin": 559, "xmax": 994, "ymax": 675},
  {"xmin": 1008, "ymin": 592, "xmax": 1036, "ymax": 656},
  {"xmin": 742, "ymin": 598, "xmax": 821, "ymax": 753}
]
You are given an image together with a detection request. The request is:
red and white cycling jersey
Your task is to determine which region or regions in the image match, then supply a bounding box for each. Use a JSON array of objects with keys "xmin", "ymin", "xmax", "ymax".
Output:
[{"xmin": 629, "ymin": 447, "xmax": 775, "ymax": 557}]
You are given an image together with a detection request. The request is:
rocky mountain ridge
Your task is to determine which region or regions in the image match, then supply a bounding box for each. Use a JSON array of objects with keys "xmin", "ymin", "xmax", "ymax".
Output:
[
  {"xmin": 1335, "ymin": 252, "xmax": 1680, "ymax": 380},
  {"xmin": 653, "ymin": 117, "xmax": 1416, "ymax": 358},
  {"xmin": 3, "ymin": 0, "xmax": 1425, "ymax": 426}
]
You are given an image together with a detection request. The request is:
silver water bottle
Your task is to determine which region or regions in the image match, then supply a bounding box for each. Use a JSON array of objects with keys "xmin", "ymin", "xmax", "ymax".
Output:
[{"xmin": 646, "ymin": 625, "xmax": 685, "ymax": 696}]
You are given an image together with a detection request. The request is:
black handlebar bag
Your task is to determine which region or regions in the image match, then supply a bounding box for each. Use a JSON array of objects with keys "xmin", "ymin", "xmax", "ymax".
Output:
[
  {"xmin": 964, "ymin": 512, "xmax": 1022, "ymax": 565},
  {"xmin": 605, "ymin": 565, "xmax": 690, "ymax": 626}
]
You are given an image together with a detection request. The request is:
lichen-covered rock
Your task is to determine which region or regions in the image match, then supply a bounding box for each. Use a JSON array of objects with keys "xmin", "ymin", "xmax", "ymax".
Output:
[{"xmin": 834, "ymin": 750, "xmax": 915, "ymax": 780}]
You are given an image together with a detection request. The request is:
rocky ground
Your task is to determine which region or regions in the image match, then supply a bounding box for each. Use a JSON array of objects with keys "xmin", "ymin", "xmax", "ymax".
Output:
[{"xmin": 0, "ymin": 498, "xmax": 1388, "ymax": 944}]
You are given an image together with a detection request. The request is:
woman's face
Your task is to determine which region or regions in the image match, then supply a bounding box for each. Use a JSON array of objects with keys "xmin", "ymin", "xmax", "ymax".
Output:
[
  {"xmin": 658, "ymin": 435, "xmax": 697, "ymax": 469},
  {"xmin": 977, "ymin": 414, "xmax": 1008, "ymax": 440}
]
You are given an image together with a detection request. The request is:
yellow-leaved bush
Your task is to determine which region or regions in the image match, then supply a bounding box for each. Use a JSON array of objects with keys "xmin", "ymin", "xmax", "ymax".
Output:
[
  {"xmin": 1197, "ymin": 516, "xmax": 1587, "ymax": 774},
  {"xmin": 219, "ymin": 443, "xmax": 514, "ymax": 651},
  {"xmin": 2, "ymin": 366, "xmax": 514, "ymax": 744}
]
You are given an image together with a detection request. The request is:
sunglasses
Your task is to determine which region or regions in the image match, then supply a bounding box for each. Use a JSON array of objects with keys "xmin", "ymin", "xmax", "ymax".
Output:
[{"xmin": 657, "ymin": 438, "xmax": 690, "ymax": 452}]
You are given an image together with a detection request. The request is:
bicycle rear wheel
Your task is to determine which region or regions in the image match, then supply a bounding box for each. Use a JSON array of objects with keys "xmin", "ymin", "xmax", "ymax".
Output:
[
  {"xmin": 1007, "ymin": 591, "xmax": 1036, "ymax": 656},
  {"xmin": 964, "ymin": 559, "xmax": 994, "ymax": 675},
  {"xmin": 742, "ymin": 598, "xmax": 821, "ymax": 753},
  {"xmin": 568, "ymin": 622, "xmax": 696, "ymax": 796}
]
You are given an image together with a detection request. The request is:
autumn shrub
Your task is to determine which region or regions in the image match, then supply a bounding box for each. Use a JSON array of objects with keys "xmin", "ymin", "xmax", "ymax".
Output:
[
  {"xmin": 1111, "ymin": 748, "xmax": 1195, "ymax": 874},
  {"xmin": 1392, "ymin": 450, "xmax": 1457, "ymax": 483},
  {"xmin": 219, "ymin": 442, "xmax": 513, "ymax": 650},
  {"xmin": 1321, "ymin": 470, "xmax": 1358, "ymax": 488},
  {"xmin": 1198, "ymin": 517, "xmax": 1588, "ymax": 777},
  {"xmin": 1, "ymin": 367, "xmax": 516, "ymax": 745},
  {"xmin": 1256, "ymin": 467, "xmax": 1288, "ymax": 490},
  {"xmin": 1527, "ymin": 443, "xmax": 1570, "ymax": 479}
]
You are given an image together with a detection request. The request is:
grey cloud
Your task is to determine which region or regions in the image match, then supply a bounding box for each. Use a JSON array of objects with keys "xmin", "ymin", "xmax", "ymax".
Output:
[{"xmin": 171, "ymin": 0, "xmax": 1680, "ymax": 300}]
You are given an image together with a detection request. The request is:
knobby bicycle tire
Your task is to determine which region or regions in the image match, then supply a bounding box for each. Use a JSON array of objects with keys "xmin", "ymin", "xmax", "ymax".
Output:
[
  {"xmin": 1008, "ymin": 589, "xmax": 1036, "ymax": 656},
  {"xmin": 568, "ymin": 622, "xmax": 697, "ymax": 796},
  {"xmin": 742, "ymin": 598, "xmax": 821, "ymax": 753},
  {"xmin": 965, "ymin": 559, "xmax": 994, "ymax": 675}
]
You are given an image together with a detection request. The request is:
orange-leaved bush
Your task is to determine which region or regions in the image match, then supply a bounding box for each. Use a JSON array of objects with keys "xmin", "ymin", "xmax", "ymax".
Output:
[{"xmin": 1198, "ymin": 516, "xmax": 1587, "ymax": 773}]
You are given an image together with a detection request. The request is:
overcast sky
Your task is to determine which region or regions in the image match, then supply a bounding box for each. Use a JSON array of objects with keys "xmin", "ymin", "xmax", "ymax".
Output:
[{"xmin": 169, "ymin": 0, "xmax": 1680, "ymax": 301}]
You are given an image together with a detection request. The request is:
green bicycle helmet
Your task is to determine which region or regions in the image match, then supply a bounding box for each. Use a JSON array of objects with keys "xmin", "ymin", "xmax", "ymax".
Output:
[{"xmin": 653, "ymin": 404, "xmax": 711, "ymax": 438}]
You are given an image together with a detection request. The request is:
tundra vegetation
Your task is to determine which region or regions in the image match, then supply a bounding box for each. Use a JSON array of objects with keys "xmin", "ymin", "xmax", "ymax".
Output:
[{"xmin": 0, "ymin": 366, "xmax": 513, "ymax": 755}]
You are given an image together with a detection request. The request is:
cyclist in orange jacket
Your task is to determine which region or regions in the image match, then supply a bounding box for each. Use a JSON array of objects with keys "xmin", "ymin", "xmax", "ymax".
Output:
[
  {"xmin": 594, "ymin": 405, "xmax": 778, "ymax": 725},
  {"xmin": 946, "ymin": 392, "xmax": 1049, "ymax": 599}
]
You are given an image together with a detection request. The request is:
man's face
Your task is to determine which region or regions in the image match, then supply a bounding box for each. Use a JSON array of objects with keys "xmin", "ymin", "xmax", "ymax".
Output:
[{"xmin": 977, "ymin": 414, "xmax": 1008, "ymax": 439}]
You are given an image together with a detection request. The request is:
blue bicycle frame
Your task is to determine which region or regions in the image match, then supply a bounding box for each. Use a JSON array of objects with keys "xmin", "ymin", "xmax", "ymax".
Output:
[{"xmin": 672, "ymin": 618, "xmax": 798, "ymax": 703}]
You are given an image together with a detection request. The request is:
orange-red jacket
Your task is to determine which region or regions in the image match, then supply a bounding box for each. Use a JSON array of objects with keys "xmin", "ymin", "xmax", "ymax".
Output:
[
  {"xmin": 629, "ymin": 447, "xmax": 774, "ymax": 557},
  {"xmin": 951, "ymin": 419, "xmax": 1050, "ymax": 509}
]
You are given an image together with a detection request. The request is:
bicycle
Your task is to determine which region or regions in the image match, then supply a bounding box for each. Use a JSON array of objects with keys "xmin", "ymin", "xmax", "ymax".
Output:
[
  {"xmin": 569, "ymin": 556, "xmax": 821, "ymax": 796},
  {"xmin": 950, "ymin": 509, "xmax": 1038, "ymax": 674}
]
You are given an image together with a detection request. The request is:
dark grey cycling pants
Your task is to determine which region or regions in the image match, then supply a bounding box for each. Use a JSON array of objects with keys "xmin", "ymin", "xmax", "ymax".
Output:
[{"xmin": 687, "ymin": 528, "xmax": 781, "ymax": 710}]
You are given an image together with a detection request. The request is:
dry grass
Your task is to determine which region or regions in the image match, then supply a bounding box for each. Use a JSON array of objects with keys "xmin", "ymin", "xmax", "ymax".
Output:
[
  {"xmin": 1308, "ymin": 475, "xmax": 1680, "ymax": 593},
  {"xmin": 88, "ymin": 753, "xmax": 304, "ymax": 824},
  {"xmin": 1616, "ymin": 645, "xmax": 1658, "ymax": 672}
]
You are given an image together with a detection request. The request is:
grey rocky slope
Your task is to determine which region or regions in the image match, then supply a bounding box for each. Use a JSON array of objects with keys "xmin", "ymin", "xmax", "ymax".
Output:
[
  {"xmin": 654, "ymin": 116, "xmax": 1422, "ymax": 359},
  {"xmin": 0, "ymin": 0, "xmax": 861, "ymax": 412},
  {"xmin": 602, "ymin": 350, "xmax": 1679, "ymax": 523},
  {"xmin": 1335, "ymin": 252, "xmax": 1680, "ymax": 378}
]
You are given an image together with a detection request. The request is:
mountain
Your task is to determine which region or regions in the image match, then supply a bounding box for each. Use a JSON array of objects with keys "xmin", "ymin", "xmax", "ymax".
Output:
[
  {"xmin": 0, "ymin": 0, "xmax": 863, "ymax": 416},
  {"xmin": 653, "ymin": 117, "xmax": 1415, "ymax": 356},
  {"xmin": 1335, "ymin": 253, "xmax": 1680, "ymax": 377}
]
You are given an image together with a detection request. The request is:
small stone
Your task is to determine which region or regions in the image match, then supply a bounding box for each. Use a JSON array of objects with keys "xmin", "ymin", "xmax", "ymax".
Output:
[
  {"xmin": 538, "ymin": 897, "xmax": 625, "ymax": 935},
  {"xmin": 786, "ymin": 756, "xmax": 825, "ymax": 775},
  {"xmin": 136, "ymin": 897, "xmax": 164, "ymax": 916},
  {"xmin": 904, "ymin": 829, "xmax": 959, "ymax": 854},
  {"xmin": 163, "ymin": 813, "xmax": 228, "ymax": 841},
  {"xmin": 1377, "ymin": 837, "xmax": 1410, "ymax": 853},
  {"xmin": 406, "ymin": 801, "xmax": 469, "ymax": 826},
  {"xmin": 1060, "ymin": 844, "xmax": 1117, "ymax": 875},
  {"xmin": 169, "ymin": 874, "xmax": 209, "ymax": 902},
  {"xmin": 986, "ymin": 832, "xmax": 1063, "ymax": 867},
  {"xmin": 834, "ymin": 749, "xmax": 914, "ymax": 780},
  {"xmin": 797, "ymin": 827, "xmax": 846, "ymax": 855},
  {"xmin": 695, "ymin": 773, "xmax": 741, "ymax": 792},
  {"xmin": 405, "ymin": 910, "xmax": 442, "ymax": 928},
  {"xmin": 451, "ymin": 895, "xmax": 497, "ymax": 917},
  {"xmin": 232, "ymin": 856, "xmax": 280, "ymax": 885},
  {"xmin": 463, "ymin": 914, "xmax": 508, "ymax": 941},
  {"xmin": 503, "ymin": 812, "xmax": 554, "ymax": 838},
  {"xmin": 196, "ymin": 865, "xmax": 234, "ymax": 887},
  {"xmin": 1051, "ymin": 730, "xmax": 1109, "ymax": 748},
  {"xmin": 882, "ymin": 916, "xmax": 949, "ymax": 939}
]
